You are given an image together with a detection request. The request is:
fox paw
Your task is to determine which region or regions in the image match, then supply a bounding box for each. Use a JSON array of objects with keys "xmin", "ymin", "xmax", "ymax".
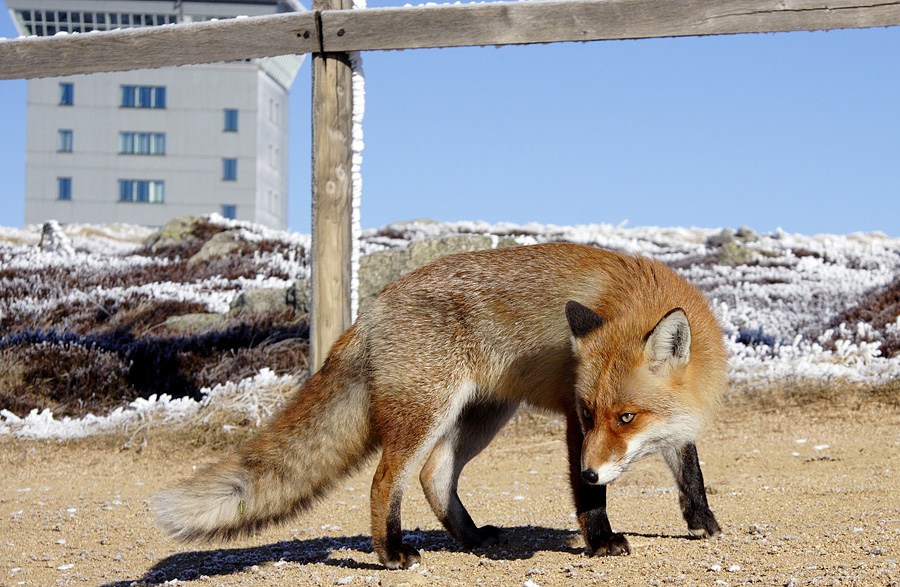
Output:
[
  {"xmin": 688, "ymin": 521, "xmax": 721, "ymax": 539},
  {"xmin": 687, "ymin": 510, "xmax": 722, "ymax": 539},
  {"xmin": 380, "ymin": 544, "xmax": 421, "ymax": 570},
  {"xmin": 469, "ymin": 525, "xmax": 508, "ymax": 548},
  {"xmin": 589, "ymin": 533, "xmax": 631, "ymax": 557}
]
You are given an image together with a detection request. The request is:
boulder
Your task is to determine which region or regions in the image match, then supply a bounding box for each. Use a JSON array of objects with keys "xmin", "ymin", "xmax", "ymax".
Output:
[
  {"xmin": 718, "ymin": 241, "xmax": 758, "ymax": 266},
  {"xmin": 146, "ymin": 216, "xmax": 201, "ymax": 253},
  {"xmin": 707, "ymin": 228, "xmax": 736, "ymax": 247},
  {"xmin": 735, "ymin": 225, "xmax": 757, "ymax": 242},
  {"xmin": 227, "ymin": 281, "xmax": 309, "ymax": 317},
  {"xmin": 358, "ymin": 235, "xmax": 517, "ymax": 310},
  {"xmin": 188, "ymin": 229, "xmax": 244, "ymax": 267},
  {"xmin": 161, "ymin": 312, "xmax": 227, "ymax": 333},
  {"xmin": 286, "ymin": 280, "xmax": 311, "ymax": 315},
  {"xmin": 230, "ymin": 288, "xmax": 291, "ymax": 314}
]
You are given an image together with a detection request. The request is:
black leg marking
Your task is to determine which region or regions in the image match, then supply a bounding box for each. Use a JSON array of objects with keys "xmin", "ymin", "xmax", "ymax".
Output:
[
  {"xmin": 566, "ymin": 411, "xmax": 630, "ymax": 556},
  {"xmin": 667, "ymin": 443, "xmax": 721, "ymax": 538},
  {"xmin": 382, "ymin": 493, "xmax": 421, "ymax": 569}
]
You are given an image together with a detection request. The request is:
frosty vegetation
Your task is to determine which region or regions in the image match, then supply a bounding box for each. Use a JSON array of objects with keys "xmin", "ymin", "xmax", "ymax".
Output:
[{"xmin": 1, "ymin": 215, "xmax": 898, "ymax": 439}]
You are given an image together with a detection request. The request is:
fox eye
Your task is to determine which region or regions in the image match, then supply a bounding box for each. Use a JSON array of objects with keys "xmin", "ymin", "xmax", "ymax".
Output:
[
  {"xmin": 581, "ymin": 408, "xmax": 593, "ymax": 424},
  {"xmin": 619, "ymin": 413, "xmax": 636, "ymax": 425}
]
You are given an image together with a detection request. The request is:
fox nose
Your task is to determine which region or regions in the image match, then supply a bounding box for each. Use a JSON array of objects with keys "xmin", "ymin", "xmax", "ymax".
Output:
[{"xmin": 581, "ymin": 469, "xmax": 599, "ymax": 484}]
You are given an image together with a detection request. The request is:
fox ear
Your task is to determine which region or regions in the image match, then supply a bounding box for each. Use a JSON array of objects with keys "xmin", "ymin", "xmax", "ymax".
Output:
[
  {"xmin": 645, "ymin": 308, "xmax": 691, "ymax": 373},
  {"xmin": 566, "ymin": 301, "xmax": 604, "ymax": 338}
]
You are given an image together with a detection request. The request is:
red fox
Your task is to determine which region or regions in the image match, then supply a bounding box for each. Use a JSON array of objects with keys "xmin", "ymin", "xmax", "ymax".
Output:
[{"xmin": 157, "ymin": 243, "xmax": 728, "ymax": 569}]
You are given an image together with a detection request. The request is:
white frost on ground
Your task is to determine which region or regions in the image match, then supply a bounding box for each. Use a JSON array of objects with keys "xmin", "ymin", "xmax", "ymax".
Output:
[
  {"xmin": 2, "ymin": 218, "xmax": 899, "ymax": 439},
  {"xmin": 0, "ymin": 369, "xmax": 294, "ymax": 440}
]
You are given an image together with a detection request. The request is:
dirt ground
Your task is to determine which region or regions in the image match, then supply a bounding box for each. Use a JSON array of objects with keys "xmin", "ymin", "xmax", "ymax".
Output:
[{"xmin": 2, "ymin": 399, "xmax": 899, "ymax": 587}]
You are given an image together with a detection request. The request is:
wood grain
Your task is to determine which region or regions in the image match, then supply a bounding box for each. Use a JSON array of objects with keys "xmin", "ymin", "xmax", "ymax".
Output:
[
  {"xmin": 4, "ymin": 0, "xmax": 900, "ymax": 80},
  {"xmin": 0, "ymin": 11, "xmax": 318, "ymax": 80},
  {"xmin": 321, "ymin": 0, "xmax": 900, "ymax": 51},
  {"xmin": 310, "ymin": 0, "xmax": 356, "ymax": 374}
]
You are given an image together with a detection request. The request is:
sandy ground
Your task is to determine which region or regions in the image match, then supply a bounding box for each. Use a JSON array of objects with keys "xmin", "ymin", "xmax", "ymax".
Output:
[{"xmin": 2, "ymin": 400, "xmax": 899, "ymax": 587}]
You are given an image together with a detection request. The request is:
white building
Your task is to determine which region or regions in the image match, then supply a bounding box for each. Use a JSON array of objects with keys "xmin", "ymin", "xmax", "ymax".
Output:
[{"xmin": 6, "ymin": 0, "xmax": 305, "ymax": 229}]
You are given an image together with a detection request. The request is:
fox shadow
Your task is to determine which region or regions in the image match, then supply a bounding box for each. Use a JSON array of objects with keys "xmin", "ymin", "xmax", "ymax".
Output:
[{"xmin": 98, "ymin": 525, "xmax": 584, "ymax": 587}]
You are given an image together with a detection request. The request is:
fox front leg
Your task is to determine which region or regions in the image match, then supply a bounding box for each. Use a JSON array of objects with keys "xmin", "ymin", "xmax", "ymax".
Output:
[
  {"xmin": 566, "ymin": 411, "xmax": 630, "ymax": 556},
  {"xmin": 663, "ymin": 443, "xmax": 721, "ymax": 538}
]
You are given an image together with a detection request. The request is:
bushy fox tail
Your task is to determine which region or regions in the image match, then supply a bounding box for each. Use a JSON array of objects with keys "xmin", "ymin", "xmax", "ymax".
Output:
[{"xmin": 156, "ymin": 326, "xmax": 375, "ymax": 542}]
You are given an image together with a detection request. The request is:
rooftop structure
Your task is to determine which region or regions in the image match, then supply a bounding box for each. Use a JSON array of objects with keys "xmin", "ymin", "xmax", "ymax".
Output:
[{"xmin": 5, "ymin": 0, "xmax": 306, "ymax": 229}]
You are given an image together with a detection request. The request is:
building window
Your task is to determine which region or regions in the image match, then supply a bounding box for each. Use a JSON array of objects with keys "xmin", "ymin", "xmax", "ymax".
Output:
[
  {"xmin": 119, "ymin": 132, "xmax": 165, "ymax": 155},
  {"xmin": 222, "ymin": 158, "xmax": 237, "ymax": 181},
  {"xmin": 59, "ymin": 83, "xmax": 73, "ymax": 105},
  {"xmin": 267, "ymin": 98, "xmax": 282, "ymax": 126},
  {"xmin": 119, "ymin": 179, "xmax": 164, "ymax": 203},
  {"xmin": 13, "ymin": 9, "xmax": 176, "ymax": 35},
  {"xmin": 221, "ymin": 204, "xmax": 237, "ymax": 220},
  {"xmin": 121, "ymin": 85, "xmax": 166, "ymax": 108},
  {"xmin": 58, "ymin": 177, "xmax": 72, "ymax": 200},
  {"xmin": 224, "ymin": 109, "xmax": 238, "ymax": 132},
  {"xmin": 58, "ymin": 130, "xmax": 73, "ymax": 152}
]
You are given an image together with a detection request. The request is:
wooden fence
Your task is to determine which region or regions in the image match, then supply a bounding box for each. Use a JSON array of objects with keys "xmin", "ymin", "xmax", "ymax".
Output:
[{"xmin": 2, "ymin": 0, "xmax": 900, "ymax": 370}]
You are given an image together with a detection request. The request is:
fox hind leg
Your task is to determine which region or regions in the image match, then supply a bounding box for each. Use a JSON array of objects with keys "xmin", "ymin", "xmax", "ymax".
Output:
[
  {"xmin": 419, "ymin": 400, "xmax": 517, "ymax": 549},
  {"xmin": 663, "ymin": 443, "xmax": 721, "ymax": 538},
  {"xmin": 371, "ymin": 445, "xmax": 422, "ymax": 569},
  {"xmin": 370, "ymin": 384, "xmax": 482, "ymax": 569}
]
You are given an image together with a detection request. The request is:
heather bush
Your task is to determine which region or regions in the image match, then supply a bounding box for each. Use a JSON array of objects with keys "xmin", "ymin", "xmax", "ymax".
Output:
[
  {"xmin": 0, "ymin": 216, "xmax": 317, "ymax": 419},
  {"xmin": 829, "ymin": 276, "xmax": 900, "ymax": 358},
  {"xmin": 0, "ymin": 342, "xmax": 136, "ymax": 418},
  {"xmin": 0, "ymin": 315, "xmax": 309, "ymax": 418}
]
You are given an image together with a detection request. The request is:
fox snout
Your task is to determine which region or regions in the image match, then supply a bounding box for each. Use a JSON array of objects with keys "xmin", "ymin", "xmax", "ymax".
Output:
[
  {"xmin": 581, "ymin": 461, "xmax": 626, "ymax": 486},
  {"xmin": 580, "ymin": 425, "xmax": 631, "ymax": 486},
  {"xmin": 580, "ymin": 438, "xmax": 629, "ymax": 486}
]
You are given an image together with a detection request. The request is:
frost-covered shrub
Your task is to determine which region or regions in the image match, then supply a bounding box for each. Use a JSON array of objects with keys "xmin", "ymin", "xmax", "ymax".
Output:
[
  {"xmin": 0, "ymin": 314, "xmax": 309, "ymax": 418},
  {"xmin": 4, "ymin": 216, "xmax": 900, "ymax": 427},
  {"xmin": 829, "ymin": 277, "xmax": 900, "ymax": 358},
  {"xmin": 0, "ymin": 342, "xmax": 136, "ymax": 418}
]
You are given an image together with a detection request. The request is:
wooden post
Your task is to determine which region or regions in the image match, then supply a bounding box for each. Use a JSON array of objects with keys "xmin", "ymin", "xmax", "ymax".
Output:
[{"xmin": 310, "ymin": 0, "xmax": 355, "ymax": 373}]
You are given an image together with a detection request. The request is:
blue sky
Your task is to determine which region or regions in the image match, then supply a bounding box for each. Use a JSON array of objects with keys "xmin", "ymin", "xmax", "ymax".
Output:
[{"xmin": 2, "ymin": 0, "xmax": 900, "ymax": 236}]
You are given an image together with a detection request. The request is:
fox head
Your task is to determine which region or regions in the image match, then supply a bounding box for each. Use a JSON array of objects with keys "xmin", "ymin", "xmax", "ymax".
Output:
[{"xmin": 565, "ymin": 301, "xmax": 705, "ymax": 486}]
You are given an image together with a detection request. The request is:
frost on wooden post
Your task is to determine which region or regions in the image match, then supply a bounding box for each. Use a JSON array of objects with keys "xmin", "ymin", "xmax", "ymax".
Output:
[{"xmin": 349, "ymin": 0, "xmax": 366, "ymax": 321}]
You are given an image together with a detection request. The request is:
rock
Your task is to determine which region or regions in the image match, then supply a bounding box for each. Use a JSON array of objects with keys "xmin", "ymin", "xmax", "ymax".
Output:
[
  {"xmin": 227, "ymin": 281, "xmax": 309, "ymax": 317},
  {"xmin": 405, "ymin": 235, "xmax": 497, "ymax": 267},
  {"xmin": 358, "ymin": 235, "xmax": 516, "ymax": 310},
  {"xmin": 39, "ymin": 220, "xmax": 75, "ymax": 255},
  {"xmin": 383, "ymin": 218, "xmax": 441, "ymax": 231},
  {"xmin": 161, "ymin": 312, "xmax": 227, "ymax": 332},
  {"xmin": 188, "ymin": 229, "xmax": 244, "ymax": 267},
  {"xmin": 735, "ymin": 225, "xmax": 757, "ymax": 242},
  {"xmin": 358, "ymin": 250, "xmax": 407, "ymax": 308},
  {"xmin": 286, "ymin": 280, "xmax": 310, "ymax": 315},
  {"xmin": 718, "ymin": 241, "xmax": 758, "ymax": 266},
  {"xmin": 708, "ymin": 226, "xmax": 757, "ymax": 247},
  {"xmin": 707, "ymin": 228, "xmax": 736, "ymax": 247},
  {"xmin": 230, "ymin": 288, "xmax": 291, "ymax": 314},
  {"xmin": 146, "ymin": 216, "xmax": 201, "ymax": 253},
  {"xmin": 379, "ymin": 570, "xmax": 427, "ymax": 587}
]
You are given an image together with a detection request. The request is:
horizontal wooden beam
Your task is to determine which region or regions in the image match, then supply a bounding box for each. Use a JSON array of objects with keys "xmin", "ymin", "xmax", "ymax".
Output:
[
  {"xmin": 3, "ymin": 0, "xmax": 900, "ymax": 80},
  {"xmin": 321, "ymin": 0, "xmax": 900, "ymax": 51},
  {"xmin": 0, "ymin": 12, "xmax": 319, "ymax": 80}
]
